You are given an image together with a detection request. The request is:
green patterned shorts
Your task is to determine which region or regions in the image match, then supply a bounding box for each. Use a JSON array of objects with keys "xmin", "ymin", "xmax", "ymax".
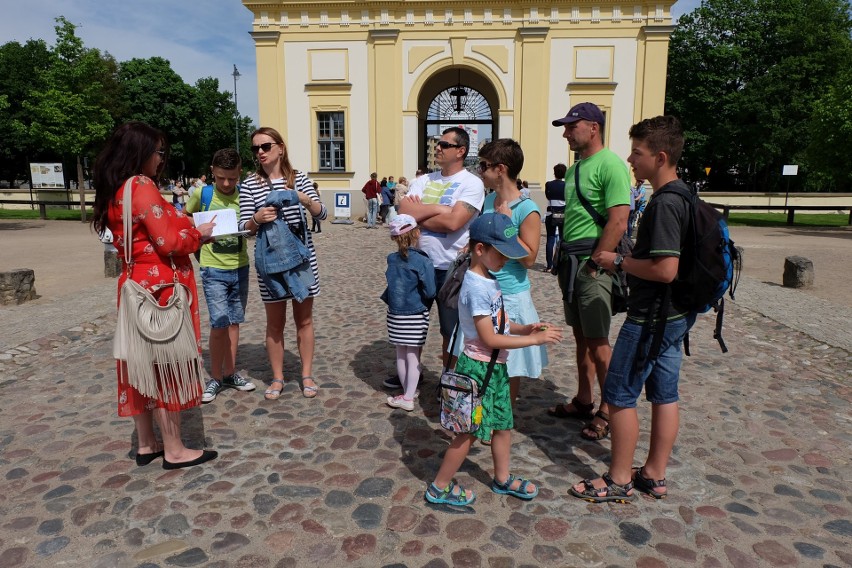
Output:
[{"xmin": 455, "ymin": 353, "xmax": 513, "ymax": 442}]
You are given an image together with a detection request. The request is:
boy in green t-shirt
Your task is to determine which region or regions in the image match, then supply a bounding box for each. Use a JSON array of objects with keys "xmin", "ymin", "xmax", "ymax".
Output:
[{"xmin": 185, "ymin": 148, "xmax": 254, "ymax": 402}]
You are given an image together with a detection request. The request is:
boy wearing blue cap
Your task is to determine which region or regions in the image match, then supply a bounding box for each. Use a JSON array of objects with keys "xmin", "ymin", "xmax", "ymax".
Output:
[{"xmin": 425, "ymin": 213, "xmax": 563, "ymax": 506}]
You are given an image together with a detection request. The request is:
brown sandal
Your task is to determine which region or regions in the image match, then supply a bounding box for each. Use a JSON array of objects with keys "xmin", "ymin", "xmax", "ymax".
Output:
[
  {"xmin": 547, "ymin": 397, "xmax": 595, "ymax": 420},
  {"xmin": 580, "ymin": 410, "xmax": 610, "ymax": 440}
]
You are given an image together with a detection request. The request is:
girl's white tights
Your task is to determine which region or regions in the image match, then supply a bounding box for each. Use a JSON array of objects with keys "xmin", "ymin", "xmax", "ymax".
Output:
[{"xmin": 395, "ymin": 345, "xmax": 421, "ymax": 400}]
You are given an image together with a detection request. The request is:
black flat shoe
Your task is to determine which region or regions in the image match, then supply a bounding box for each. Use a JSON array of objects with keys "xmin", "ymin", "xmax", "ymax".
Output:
[
  {"xmin": 162, "ymin": 450, "xmax": 218, "ymax": 470},
  {"xmin": 135, "ymin": 450, "xmax": 165, "ymax": 466}
]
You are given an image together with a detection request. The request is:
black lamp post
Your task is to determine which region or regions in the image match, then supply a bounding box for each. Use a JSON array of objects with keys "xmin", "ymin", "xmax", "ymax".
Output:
[{"xmin": 232, "ymin": 64, "xmax": 241, "ymax": 152}]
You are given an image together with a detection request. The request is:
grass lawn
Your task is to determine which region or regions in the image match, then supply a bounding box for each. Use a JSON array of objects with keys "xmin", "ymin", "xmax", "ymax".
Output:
[
  {"xmin": 726, "ymin": 212, "xmax": 849, "ymax": 227},
  {"xmin": 0, "ymin": 208, "xmax": 92, "ymax": 221}
]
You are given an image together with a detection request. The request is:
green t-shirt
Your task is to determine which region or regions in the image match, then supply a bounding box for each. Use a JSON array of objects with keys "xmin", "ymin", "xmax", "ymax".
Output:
[
  {"xmin": 562, "ymin": 148, "xmax": 631, "ymax": 245},
  {"xmin": 185, "ymin": 186, "xmax": 249, "ymax": 270}
]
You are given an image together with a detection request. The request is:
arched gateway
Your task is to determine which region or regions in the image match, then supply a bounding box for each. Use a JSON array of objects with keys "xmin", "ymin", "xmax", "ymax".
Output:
[{"xmin": 241, "ymin": 1, "xmax": 674, "ymax": 215}]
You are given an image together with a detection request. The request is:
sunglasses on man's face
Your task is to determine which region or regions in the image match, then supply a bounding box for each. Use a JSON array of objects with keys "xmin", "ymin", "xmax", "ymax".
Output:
[
  {"xmin": 436, "ymin": 140, "xmax": 461, "ymax": 149},
  {"xmin": 251, "ymin": 142, "xmax": 279, "ymax": 154}
]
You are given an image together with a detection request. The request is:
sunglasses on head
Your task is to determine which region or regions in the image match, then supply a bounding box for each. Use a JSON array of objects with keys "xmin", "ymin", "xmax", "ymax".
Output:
[
  {"xmin": 250, "ymin": 142, "xmax": 280, "ymax": 154},
  {"xmin": 436, "ymin": 140, "xmax": 462, "ymax": 149}
]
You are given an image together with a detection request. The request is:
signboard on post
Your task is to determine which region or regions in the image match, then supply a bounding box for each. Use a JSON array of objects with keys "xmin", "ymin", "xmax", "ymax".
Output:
[
  {"xmin": 332, "ymin": 192, "xmax": 353, "ymax": 224},
  {"xmin": 30, "ymin": 163, "xmax": 65, "ymax": 188},
  {"xmin": 782, "ymin": 164, "xmax": 798, "ymax": 207}
]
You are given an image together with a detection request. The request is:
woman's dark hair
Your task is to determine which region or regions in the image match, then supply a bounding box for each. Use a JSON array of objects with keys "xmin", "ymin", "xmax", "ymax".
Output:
[
  {"xmin": 479, "ymin": 138, "xmax": 524, "ymax": 180},
  {"xmin": 92, "ymin": 121, "xmax": 166, "ymax": 234}
]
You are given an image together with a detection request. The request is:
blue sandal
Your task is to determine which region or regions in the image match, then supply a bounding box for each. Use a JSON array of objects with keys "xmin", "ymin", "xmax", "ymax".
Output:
[
  {"xmin": 491, "ymin": 474, "xmax": 539, "ymax": 500},
  {"xmin": 425, "ymin": 478, "xmax": 475, "ymax": 506}
]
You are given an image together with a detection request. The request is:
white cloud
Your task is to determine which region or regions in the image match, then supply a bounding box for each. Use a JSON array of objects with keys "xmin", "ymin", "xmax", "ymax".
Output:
[{"xmin": 0, "ymin": 0, "xmax": 260, "ymax": 124}]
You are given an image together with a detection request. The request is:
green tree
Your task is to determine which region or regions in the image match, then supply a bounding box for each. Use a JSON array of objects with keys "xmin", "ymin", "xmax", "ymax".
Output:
[
  {"xmin": 0, "ymin": 39, "xmax": 53, "ymax": 185},
  {"xmin": 117, "ymin": 57, "xmax": 196, "ymax": 179},
  {"xmin": 16, "ymin": 17, "xmax": 118, "ymax": 219},
  {"xmin": 666, "ymin": 0, "xmax": 852, "ymax": 191},
  {"xmin": 807, "ymin": 69, "xmax": 852, "ymax": 191}
]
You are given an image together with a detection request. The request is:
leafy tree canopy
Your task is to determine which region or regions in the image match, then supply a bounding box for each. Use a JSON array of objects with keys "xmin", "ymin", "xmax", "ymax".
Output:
[{"xmin": 666, "ymin": 0, "xmax": 852, "ymax": 191}]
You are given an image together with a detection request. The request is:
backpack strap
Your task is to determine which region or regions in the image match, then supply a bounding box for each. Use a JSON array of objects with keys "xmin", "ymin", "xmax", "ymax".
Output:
[
  {"xmin": 574, "ymin": 162, "xmax": 608, "ymax": 228},
  {"xmin": 200, "ymin": 184, "xmax": 215, "ymax": 211}
]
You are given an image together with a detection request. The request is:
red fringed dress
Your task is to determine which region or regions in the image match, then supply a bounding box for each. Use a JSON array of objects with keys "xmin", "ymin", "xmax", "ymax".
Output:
[{"xmin": 108, "ymin": 175, "xmax": 203, "ymax": 416}]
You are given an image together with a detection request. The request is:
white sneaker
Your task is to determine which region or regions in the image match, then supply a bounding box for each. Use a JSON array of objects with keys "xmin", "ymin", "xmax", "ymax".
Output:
[{"xmin": 387, "ymin": 395, "xmax": 415, "ymax": 411}]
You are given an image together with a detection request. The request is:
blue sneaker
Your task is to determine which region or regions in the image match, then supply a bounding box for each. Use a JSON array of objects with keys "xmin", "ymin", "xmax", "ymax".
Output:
[{"xmin": 201, "ymin": 379, "xmax": 222, "ymax": 403}]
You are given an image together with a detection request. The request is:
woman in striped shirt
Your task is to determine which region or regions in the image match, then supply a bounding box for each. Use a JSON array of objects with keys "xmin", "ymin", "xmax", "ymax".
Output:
[{"xmin": 239, "ymin": 127, "xmax": 327, "ymax": 400}]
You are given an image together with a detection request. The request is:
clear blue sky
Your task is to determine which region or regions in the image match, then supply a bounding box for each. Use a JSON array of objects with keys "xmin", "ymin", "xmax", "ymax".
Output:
[{"xmin": 0, "ymin": 0, "xmax": 702, "ymax": 127}]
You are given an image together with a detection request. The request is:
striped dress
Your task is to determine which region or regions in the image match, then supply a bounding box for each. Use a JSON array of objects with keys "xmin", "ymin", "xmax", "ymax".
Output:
[{"xmin": 238, "ymin": 171, "xmax": 327, "ymax": 303}]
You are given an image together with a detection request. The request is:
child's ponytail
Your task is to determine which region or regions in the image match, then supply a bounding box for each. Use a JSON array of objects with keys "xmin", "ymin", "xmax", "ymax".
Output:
[{"xmin": 393, "ymin": 228, "xmax": 419, "ymax": 260}]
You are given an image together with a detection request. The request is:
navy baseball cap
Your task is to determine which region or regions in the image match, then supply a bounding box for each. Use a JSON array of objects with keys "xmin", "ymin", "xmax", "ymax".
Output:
[
  {"xmin": 552, "ymin": 102, "xmax": 605, "ymax": 127},
  {"xmin": 469, "ymin": 213, "xmax": 527, "ymax": 259}
]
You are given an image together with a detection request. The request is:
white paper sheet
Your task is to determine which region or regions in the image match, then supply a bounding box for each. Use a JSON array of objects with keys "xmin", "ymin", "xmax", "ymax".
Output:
[{"xmin": 192, "ymin": 208, "xmax": 242, "ymax": 237}]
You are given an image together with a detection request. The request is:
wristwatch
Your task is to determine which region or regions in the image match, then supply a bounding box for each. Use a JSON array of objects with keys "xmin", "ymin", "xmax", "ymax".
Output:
[{"xmin": 613, "ymin": 254, "xmax": 624, "ymax": 272}]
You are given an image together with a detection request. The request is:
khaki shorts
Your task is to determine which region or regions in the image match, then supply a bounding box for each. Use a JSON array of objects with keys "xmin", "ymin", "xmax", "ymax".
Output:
[{"xmin": 560, "ymin": 262, "xmax": 613, "ymax": 339}]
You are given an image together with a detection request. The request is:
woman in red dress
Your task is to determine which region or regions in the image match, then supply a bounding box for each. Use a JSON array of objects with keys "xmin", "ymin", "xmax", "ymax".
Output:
[{"xmin": 93, "ymin": 121, "xmax": 218, "ymax": 469}]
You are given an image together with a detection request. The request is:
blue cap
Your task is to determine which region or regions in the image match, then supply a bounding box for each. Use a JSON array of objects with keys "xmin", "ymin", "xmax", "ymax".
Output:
[
  {"xmin": 552, "ymin": 102, "xmax": 605, "ymax": 127},
  {"xmin": 469, "ymin": 213, "xmax": 527, "ymax": 259}
]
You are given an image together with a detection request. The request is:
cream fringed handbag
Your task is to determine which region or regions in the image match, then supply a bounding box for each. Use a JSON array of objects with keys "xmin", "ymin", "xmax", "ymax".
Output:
[{"xmin": 113, "ymin": 177, "xmax": 203, "ymax": 404}]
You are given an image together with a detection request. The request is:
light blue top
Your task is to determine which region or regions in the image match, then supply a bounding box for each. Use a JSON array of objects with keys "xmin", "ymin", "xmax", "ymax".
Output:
[
  {"xmin": 458, "ymin": 270, "xmax": 509, "ymax": 363},
  {"xmin": 482, "ymin": 192, "xmax": 540, "ymax": 295}
]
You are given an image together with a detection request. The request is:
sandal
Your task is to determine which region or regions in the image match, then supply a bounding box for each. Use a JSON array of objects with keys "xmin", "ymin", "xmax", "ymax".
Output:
[
  {"xmin": 581, "ymin": 410, "xmax": 610, "ymax": 440},
  {"xmin": 491, "ymin": 474, "xmax": 538, "ymax": 500},
  {"xmin": 301, "ymin": 376, "xmax": 319, "ymax": 399},
  {"xmin": 547, "ymin": 397, "xmax": 595, "ymax": 420},
  {"xmin": 264, "ymin": 378, "xmax": 285, "ymax": 400},
  {"xmin": 633, "ymin": 466, "xmax": 667, "ymax": 499},
  {"xmin": 569, "ymin": 472, "xmax": 634, "ymax": 503},
  {"xmin": 424, "ymin": 478, "xmax": 475, "ymax": 506}
]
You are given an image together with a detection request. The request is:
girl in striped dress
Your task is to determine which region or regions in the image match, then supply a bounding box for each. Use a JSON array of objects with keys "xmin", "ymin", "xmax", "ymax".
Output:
[
  {"xmin": 381, "ymin": 215, "xmax": 436, "ymax": 411},
  {"xmin": 238, "ymin": 127, "xmax": 327, "ymax": 400}
]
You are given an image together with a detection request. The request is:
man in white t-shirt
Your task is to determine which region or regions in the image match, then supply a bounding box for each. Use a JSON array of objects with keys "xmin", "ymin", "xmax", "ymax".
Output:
[{"xmin": 398, "ymin": 127, "xmax": 485, "ymax": 371}]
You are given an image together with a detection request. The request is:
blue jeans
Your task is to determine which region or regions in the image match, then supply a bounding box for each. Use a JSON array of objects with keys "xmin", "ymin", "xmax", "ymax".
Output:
[
  {"xmin": 545, "ymin": 217, "xmax": 559, "ymax": 269},
  {"xmin": 200, "ymin": 266, "xmax": 250, "ymax": 328},
  {"xmin": 603, "ymin": 314, "xmax": 696, "ymax": 408},
  {"xmin": 366, "ymin": 198, "xmax": 379, "ymax": 227}
]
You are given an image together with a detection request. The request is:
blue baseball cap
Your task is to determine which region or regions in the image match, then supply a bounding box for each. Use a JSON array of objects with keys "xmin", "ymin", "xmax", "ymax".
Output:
[
  {"xmin": 469, "ymin": 213, "xmax": 527, "ymax": 259},
  {"xmin": 552, "ymin": 102, "xmax": 605, "ymax": 127}
]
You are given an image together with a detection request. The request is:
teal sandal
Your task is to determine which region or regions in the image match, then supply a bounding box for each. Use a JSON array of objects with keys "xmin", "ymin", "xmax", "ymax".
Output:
[
  {"xmin": 491, "ymin": 474, "xmax": 539, "ymax": 500},
  {"xmin": 425, "ymin": 478, "xmax": 475, "ymax": 506}
]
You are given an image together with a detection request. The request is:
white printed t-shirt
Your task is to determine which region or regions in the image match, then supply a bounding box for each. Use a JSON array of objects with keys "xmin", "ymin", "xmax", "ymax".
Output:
[
  {"xmin": 458, "ymin": 270, "xmax": 509, "ymax": 363},
  {"xmin": 406, "ymin": 169, "xmax": 485, "ymax": 270}
]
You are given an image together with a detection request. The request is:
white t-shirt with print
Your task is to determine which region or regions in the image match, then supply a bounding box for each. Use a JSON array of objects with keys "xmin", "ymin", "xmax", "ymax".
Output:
[
  {"xmin": 458, "ymin": 270, "xmax": 509, "ymax": 363},
  {"xmin": 407, "ymin": 169, "xmax": 484, "ymax": 270}
]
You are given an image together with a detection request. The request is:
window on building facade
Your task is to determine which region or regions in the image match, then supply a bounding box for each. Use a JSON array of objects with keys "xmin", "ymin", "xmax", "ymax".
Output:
[{"xmin": 317, "ymin": 112, "xmax": 345, "ymax": 171}]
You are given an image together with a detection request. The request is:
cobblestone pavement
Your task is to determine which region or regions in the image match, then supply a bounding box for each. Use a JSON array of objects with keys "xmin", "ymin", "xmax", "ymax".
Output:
[{"xmin": 0, "ymin": 223, "xmax": 850, "ymax": 568}]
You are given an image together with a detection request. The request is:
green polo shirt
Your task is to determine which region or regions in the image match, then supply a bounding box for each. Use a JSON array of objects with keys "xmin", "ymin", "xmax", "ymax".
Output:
[{"xmin": 185, "ymin": 187, "xmax": 249, "ymax": 270}]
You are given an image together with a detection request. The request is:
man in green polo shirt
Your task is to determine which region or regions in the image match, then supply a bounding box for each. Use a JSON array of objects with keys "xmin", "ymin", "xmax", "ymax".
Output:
[
  {"xmin": 547, "ymin": 102, "xmax": 631, "ymax": 441},
  {"xmin": 186, "ymin": 148, "xmax": 255, "ymax": 402}
]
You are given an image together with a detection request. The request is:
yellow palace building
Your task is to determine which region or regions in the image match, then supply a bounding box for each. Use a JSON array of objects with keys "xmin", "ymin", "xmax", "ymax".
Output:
[{"xmin": 242, "ymin": 1, "xmax": 674, "ymax": 215}]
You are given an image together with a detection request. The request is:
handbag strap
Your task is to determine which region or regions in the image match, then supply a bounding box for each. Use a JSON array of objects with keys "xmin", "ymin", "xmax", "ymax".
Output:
[
  {"xmin": 122, "ymin": 178, "xmax": 135, "ymax": 277},
  {"xmin": 574, "ymin": 162, "xmax": 607, "ymax": 228},
  {"xmin": 121, "ymin": 176, "xmax": 179, "ymax": 283},
  {"xmin": 479, "ymin": 304, "xmax": 506, "ymax": 396}
]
